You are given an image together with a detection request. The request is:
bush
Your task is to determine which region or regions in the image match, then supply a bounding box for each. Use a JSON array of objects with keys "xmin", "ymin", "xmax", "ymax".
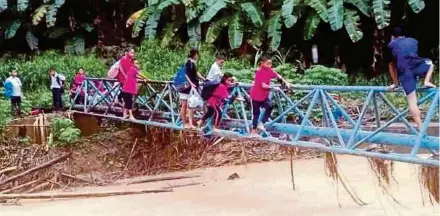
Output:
[
  {"xmin": 0, "ymin": 51, "xmax": 108, "ymax": 90},
  {"xmin": 49, "ymin": 116, "xmax": 81, "ymax": 147},
  {"xmin": 300, "ymin": 65, "xmax": 347, "ymax": 86}
]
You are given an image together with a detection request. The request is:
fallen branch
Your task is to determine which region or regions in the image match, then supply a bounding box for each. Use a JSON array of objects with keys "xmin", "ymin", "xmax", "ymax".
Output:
[
  {"xmin": 0, "ymin": 180, "xmax": 39, "ymax": 194},
  {"xmin": 25, "ymin": 182, "xmax": 51, "ymax": 193},
  {"xmin": 0, "ymin": 153, "xmax": 71, "ymax": 187},
  {"xmin": 61, "ymin": 173, "xmax": 102, "ymax": 186},
  {"xmin": 0, "ymin": 166, "xmax": 18, "ymax": 176},
  {"xmin": 0, "ymin": 188, "xmax": 173, "ymax": 200},
  {"xmin": 127, "ymin": 175, "xmax": 201, "ymax": 185}
]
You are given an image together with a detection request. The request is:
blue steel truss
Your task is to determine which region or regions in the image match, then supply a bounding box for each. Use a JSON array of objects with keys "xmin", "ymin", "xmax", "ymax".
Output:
[{"xmin": 69, "ymin": 78, "xmax": 440, "ymax": 167}]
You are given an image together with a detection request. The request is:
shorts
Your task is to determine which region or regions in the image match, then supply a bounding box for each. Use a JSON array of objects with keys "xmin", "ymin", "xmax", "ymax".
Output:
[
  {"xmin": 179, "ymin": 93, "xmax": 189, "ymax": 100},
  {"xmin": 400, "ymin": 59, "xmax": 432, "ymax": 95}
]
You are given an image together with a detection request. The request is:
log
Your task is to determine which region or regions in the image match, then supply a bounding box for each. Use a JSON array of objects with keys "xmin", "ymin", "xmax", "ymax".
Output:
[
  {"xmin": 0, "ymin": 180, "xmax": 39, "ymax": 194},
  {"xmin": 126, "ymin": 175, "xmax": 201, "ymax": 185},
  {"xmin": 0, "ymin": 188, "xmax": 172, "ymax": 200},
  {"xmin": 0, "ymin": 153, "xmax": 71, "ymax": 186},
  {"xmin": 0, "ymin": 166, "xmax": 18, "ymax": 175}
]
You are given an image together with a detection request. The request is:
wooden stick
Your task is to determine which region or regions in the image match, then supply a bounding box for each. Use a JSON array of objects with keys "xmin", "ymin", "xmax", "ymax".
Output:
[
  {"xmin": 0, "ymin": 166, "xmax": 18, "ymax": 175},
  {"xmin": 127, "ymin": 175, "xmax": 201, "ymax": 185},
  {"xmin": 0, "ymin": 153, "xmax": 71, "ymax": 186},
  {"xmin": 125, "ymin": 138, "xmax": 138, "ymax": 169},
  {"xmin": 25, "ymin": 182, "xmax": 50, "ymax": 193},
  {"xmin": 0, "ymin": 188, "xmax": 172, "ymax": 200},
  {"xmin": 60, "ymin": 173, "xmax": 101, "ymax": 186},
  {"xmin": 0, "ymin": 180, "xmax": 39, "ymax": 194}
]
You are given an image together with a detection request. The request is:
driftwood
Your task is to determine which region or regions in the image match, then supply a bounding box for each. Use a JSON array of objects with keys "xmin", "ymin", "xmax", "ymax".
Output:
[
  {"xmin": 0, "ymin": 188, "xmax": 173, "ymax": 200},
  {"xmin": 0, "ymin": 153, "xmax": 71, "ymax": 186},
  {"xmin": 25, "ymin": 182, "xmax": 51, "ymax": 193},
  {"xmin": 127, "ymin": 175, "xmax": 201, "ymax": 185},
  {"xmin": 0, "ymin": 180, "xmax": 39, "ymax": 194},
  {"xmin": 0, "ymin": 166, "xmax": 18, "ymax": 175},
  {"xmin": 61, "ymin": 173, "xmax": 101, "ymax": 186}
]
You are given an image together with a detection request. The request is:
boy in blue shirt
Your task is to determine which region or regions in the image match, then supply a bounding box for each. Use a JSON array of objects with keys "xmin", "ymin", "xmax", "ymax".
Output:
[{"xmin": 388, "ymin": 27, "xmax": 436, "ymax": 130}]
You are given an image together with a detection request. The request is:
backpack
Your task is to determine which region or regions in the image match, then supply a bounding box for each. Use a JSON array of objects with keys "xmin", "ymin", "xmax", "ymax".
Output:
[
  {"xmin": 201, "ymin": 82, "xmax": 219, "ymax": 101},
  {"xmin": 108, "ymin": 60, "xmax": 121, "ymax": 79},
  {"xmin": 172, "ymin": 63, "xmax": 191, "ymax": 92},
  {"xmin": 3, "ymin": 81, "xmax": 13, "ymax": 99}
]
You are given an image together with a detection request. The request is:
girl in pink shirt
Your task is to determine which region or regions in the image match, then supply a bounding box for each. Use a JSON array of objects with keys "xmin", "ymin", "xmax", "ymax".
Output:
[
  {"xmin": 197, "ymin": 73, "xmax": 234, "ymax": 131},
  {"xmin": 70, "ymin": 68, "xmax": 85, "ymax": 104},
  {"xmin": 121, "ymin": 59, "xmax": 148, "ymax": 120},
  {"xmin": 249, "ymin": 57, "xmax": 291, "ymax": 136}
]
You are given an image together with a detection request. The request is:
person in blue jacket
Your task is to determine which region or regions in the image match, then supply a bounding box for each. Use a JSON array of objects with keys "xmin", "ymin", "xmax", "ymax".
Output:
[
  {"xmin": 388, "ymin": 26, "xmax": 436, "ymax": 130},
  {"xmin": 5, "ymin": 70, "xmax": 23, "ymax": 116}
]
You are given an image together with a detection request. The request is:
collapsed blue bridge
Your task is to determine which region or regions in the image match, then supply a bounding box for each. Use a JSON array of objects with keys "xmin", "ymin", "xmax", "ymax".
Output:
[{"xmin": 69, "ymin": 78, "xmax": 440, "ymax": 167}]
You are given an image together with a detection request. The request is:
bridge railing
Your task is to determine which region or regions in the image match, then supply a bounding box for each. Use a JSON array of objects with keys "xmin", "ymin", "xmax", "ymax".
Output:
[{"xmin": 69, "ymin": 78, "xmax": 439, "ymax": 166}]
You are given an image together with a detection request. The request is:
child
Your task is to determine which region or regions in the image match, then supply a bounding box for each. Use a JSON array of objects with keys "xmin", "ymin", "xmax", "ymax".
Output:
[
  {"xmin": 249, "ymin": 57, "xmax": 291, "ymax": 136},
  {"xmin": 388, "ymin": 26, "xmax": 436, "ymax": 130},
  {"xmin": 197, "ymin": 73, "xmax": 234, "ymax": 131},
  {"xmin": 70, "ymin": 68, "xmax": 86, "ymax": 104},
  {"xmin": 49, "ymin": 68, "xmax": 66, "ymax": 112},
  {"xmin": 121, "ymin": 59, "xmax": 148, "ymax": 120},
  {"xmin": 5, "ymin": 70, "xmax": 23, "ymax": 116}
]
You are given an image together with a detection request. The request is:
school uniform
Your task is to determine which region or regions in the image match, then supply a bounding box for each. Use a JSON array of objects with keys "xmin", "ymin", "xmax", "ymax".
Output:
[
  {"xmin": 249, "ymin": 67, "xmax": 279, "ymax": 129},
  {"xmin": 5, "ymin": 76, "xmax": 22, "ymax": 115},
  {"xmin": 388, "ymin": 37, "xmax": 433, "ymax": 95},
  {"xmin": 50, "ymin": 73, "xmax": 66, "ymax": 111}
]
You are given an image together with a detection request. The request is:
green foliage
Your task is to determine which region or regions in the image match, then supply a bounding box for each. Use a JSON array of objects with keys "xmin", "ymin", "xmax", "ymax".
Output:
[
  {"xmin": 307, "ymin": 0, "xmax": 329, "ymax": 23},
  {"xmin": 132, "ymin": 9, "xmax": 149, "ymax": 38},
  {"xmin": 49, "ymin": 116, "xmax": 80, "ymax": 146},
  {"xmin": 200, "ymin": 0, "xmax": 227, "ymax": 23},
  {"xmin": 304, "ymin": 11, "xmax": 321, "ymax": 40},
  {"xmin": 5, "ymin": 20, "xmax": 23, "ymax": 39},
  {"xmin": 17, "ymin": 0, "xmax": 29, "ymax": 12},
  {"xmin": 301, "ymin": 65, "xmax": 347, "ymax": 85},
  {"xmin": 205, "ymin": 18, "xmax": 228, "ymax": 43},
  {"xmin": 25, "ymin": 31, "xmax": 39, "ymax": 51},
  {"xmin": 0, "ymin": 51, "xmax": 107, "ymax": 90},
  {"xmin": 228, "ymin": 14, "xmax": 244, "ymax": 49},
  {"xmin": 281, "ymin": 0, "xmax": 298, "ymax": 28},
  {"xmin": 267, "ymin": 11, "xmax": 283, "ymax": 50},
  {"xmin": 0, "ymin": 98, "xmax": 12, "ymax": 132},
  {"xmin": 145, "ymin": 12, "xmax": 161, "ymax": 39},
  {"xmin": 241, "ymin": 2, "xmax": 264, "ymax": 27},
  {"xmin": 328, "ymin": 0, "xmax": 344, "ymax": 31},
  {"xmin": 0, "ymin": 0, "xmax": 7, "ymax": 13},
  {"xmin": 344, "ymin": 9, "xmax": 363, "ymax": 43},
  {"xmin": 32, "ymin": 5, "xmax": 50, "ymax": 25},
  {"xmin": 372, "ymin": 0, "xmax": 391, "ymax": 29},
  {"xmin": 345, "ymin": 0, "xmax": 371, "ymax": 17},
  {"xmin": 407, "ymin": 0, "xmax": 425, "ymax": 13}
]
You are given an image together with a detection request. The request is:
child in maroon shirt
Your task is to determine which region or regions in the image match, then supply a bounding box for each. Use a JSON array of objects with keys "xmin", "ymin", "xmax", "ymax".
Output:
[
  {"xmin": 198, "ymin": 73, "xmax": 234, "ymax": 131},
  {"xmin": 250, "ymin": 57, "xmax": 291, "ymax": 136}
]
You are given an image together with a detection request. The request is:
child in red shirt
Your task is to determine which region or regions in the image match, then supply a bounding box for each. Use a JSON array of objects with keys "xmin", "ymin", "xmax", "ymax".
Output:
[
  {"xmin": 250, "ymin": 57, "xmax": 291, "ymax": 136},
  {"xmin": 197, "ymin": 73, "xmax": 234, "ymax": 131}
]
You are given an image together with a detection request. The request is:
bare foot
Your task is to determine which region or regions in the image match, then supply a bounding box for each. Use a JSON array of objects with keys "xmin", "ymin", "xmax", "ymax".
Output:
[{"xmin": 423, "ymin": 82, "xmax": 436, "ymax": 88}]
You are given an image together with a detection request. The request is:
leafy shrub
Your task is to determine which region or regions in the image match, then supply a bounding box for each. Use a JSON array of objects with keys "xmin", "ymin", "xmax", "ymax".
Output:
[
  {"xmin": 0, "ymin": 51, "xmax": 108, "ymax": 90},
  {"xmin": 49, "ymin": 116, "xmax": 81, "ymax": 147},
  {"xmin": 300, "ymin": 65, "xmax": 347, "ymax": 86}
]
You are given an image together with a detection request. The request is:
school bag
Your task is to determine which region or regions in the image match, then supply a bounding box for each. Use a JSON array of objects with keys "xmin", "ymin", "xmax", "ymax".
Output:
[
  {"xmin": 3, "ymin": 81, "xmax": 13, "ymax": 99},
  {"xmin": 108, "ymin": 60, "xmax": 121, "ymax": 79},
  {"xmin": 201, "ymin": 82, "xmax": 219, "ymax": 101},
  {"xmin": 172, "ymin": 63, "xmax": 191, "ymax": 92}
]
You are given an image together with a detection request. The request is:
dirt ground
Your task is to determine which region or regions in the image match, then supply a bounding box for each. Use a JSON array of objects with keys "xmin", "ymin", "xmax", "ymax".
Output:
[{"xmin": 0, "ymin": 155, "xmax": 438, "ymax": 216}]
